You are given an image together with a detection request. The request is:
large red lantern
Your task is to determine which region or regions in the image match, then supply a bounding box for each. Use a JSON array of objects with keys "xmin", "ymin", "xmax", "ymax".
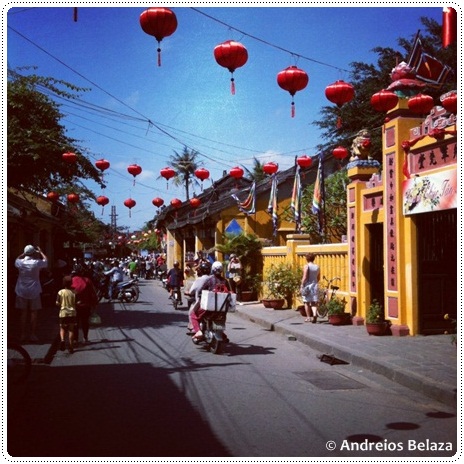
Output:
[
  {"xmin": 67, "ymin": 193, "xmax": 79, "ymax": 204},
  {"xmin": 160, "ymin": 166, "xmax": 176, "ymax": 189},
  {"xmin": 190, "ymin": 197, "xmax": 201, "ymax": 208},
  {"xmin": 152, "ymin": 197, "xmax": 164, "ymax": 208},
  {"xmin": 370, "ymin": 89, "xmax": 399, "ymax": 112},
  {"xmin": 277, "ymin": 66, "xmax": 309, "ymax": 118},
  {"xmin": 170, "ymin": 198, "xmax": 182, "ymax": 209},
  {"xmin": 62, "ymin": 152, "xmax": 77, "ymax": 164},
  {"xmin": 440, "ymin": 91, "xmax": 457, "ymax": 114},
  {"xmin": 229, "ymin": 166, "xmax": 244, "ymax": 179},
  {"xmin": 442, "ymin": 7, "xmax": 457, "ymax": 48},
  {"xmin": 96, "ymin": 195, "xmax": 109, "ymax": 215},
  {"xmin": 333, "ymin": 146, "xmax": 349, "ymax": 160},
  {"xmin": 124, "ymin": 198, "xmax": 136, "ymax": 218},
  {"xmin": 408, "ymin": 93, "xmax": 434, "ymax": 114},
  {"xmin": 95, "ymin": 158, "xmax": 110, "ymax": 183},
  {"xmin": 214, "ymin": 40, "xmax": 248, "ymax": 95},
  {"xmin": 194, "ymin": 167, "xmax": 210, "ymax": 190},
  {"xmin": 140, "ymin": 7, "xmax": 178, "ymax": 66},
  {"xmin": 263, "ymin": 162, "xmax": 278, "ymax": 176},
  {"xmin": 47, "ymin": 192, "xmax": 59, "ymax": 202},
  {"xmin": 127, "ymin": 164, "xmax": 142, "ymax": 186},
  {"xmin": 325, "ymin": 80, "xmax": 355, "ymax": 128},
  {"xmin": 296, "ymin": 155, "xmax": 312, "ymax": 169}
]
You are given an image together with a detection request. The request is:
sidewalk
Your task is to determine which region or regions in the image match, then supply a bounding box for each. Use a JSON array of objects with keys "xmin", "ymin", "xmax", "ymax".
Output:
[
  {"xmin": 11, "ymin": 299, "xmax": 458, "ymax": 406},
  {"xmin": 234, "ymin": 302, "xmax": 458, "ymax": 406}
]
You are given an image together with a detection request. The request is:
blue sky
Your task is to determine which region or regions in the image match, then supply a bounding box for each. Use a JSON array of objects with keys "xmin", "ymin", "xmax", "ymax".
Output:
[{"xmin": 5, "ymin": 4, "xmax": 444, "ymax": 230}]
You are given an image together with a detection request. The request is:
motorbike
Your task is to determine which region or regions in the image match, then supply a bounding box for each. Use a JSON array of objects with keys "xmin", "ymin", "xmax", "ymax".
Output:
[
  {"xmin": 170, "ymin": 286, "xmax": 183, "ymax": 310},
  {"xmin": 155, "ymin": 264, "xmax": 167, "ymax": 281},
  {"xmin": 192, "ymin": 310, "xmax": 229, "ymax": 354},
  {"xmin": 112, "ymin": 279, "xmax": 140, "ymax": 303}
]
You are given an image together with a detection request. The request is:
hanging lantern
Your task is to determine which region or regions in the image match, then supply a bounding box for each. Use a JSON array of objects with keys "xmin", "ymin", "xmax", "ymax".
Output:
[
  {"xmin": 67, "ymin": 193, "xmax": 79, "ymax": 204},
  {"xmin": 62, "ymin": 152, "xmax": 77, "ymax": 164},
  {"xmin": 152, "ymin": 197, "xmax": 164, "ymax": 208},
  {"xmin": 297, "ymin": 155, "xmax": 312, "ymax": 169},
  {"xmin": 190, "ymin": 197, "xmax": 201, "ymax": 208},
  {"xmin": 47, "ymin": 192, "xmax": 59, "ymax": 202},
  {"xmin": 214, "ymin": 40, "xmax": 248, "ymax": 95},
  {"xmin": 96, "ymin": 195, "xmax": 109, "ymax": 215},
  {"xmin": 277, "ymin": 66, "xmax": 309, "ymax": 117},
  {"xmin": 95, "ymin": 159, "xmax": 110, "ymax": 172},
  {"xmin": 140, "ymin": 7, "xmax": 178, "ymax": 66},
  {"xmin": 229, "ymin": 166, "xmax": 244, "ymax": 179},
  {"xmin": 127, "ymin": 164, "xmax": 142, "ymax": 186},
  {"xmin": 124, "ymin": 198, "xmax": 136, "ymax": 218},
  {"xmin": 408, "ymin": 93, "xmax": 434, "ymax": 114},
  {"xmin": 333, "ymin": 146, "xmax": 349, "ymax": 160},
  {"xmin": 160, "ymin": 166, "xmax": 176, "ymax": 189},
  {"xmin": 370, "ymin": 89, "xmax": 399, "ymax": 112},
  {"xmin": 170, "ymin": 198, "xmax": 182, "ymax": 209},
  {"xmin": 440, "ymin": 91, "xmax": 457, "ymax": 114},
  {"xmin": 263, "ymin": 162, "xmax": 278, "ymax": 176},
  {"xmin": 442, "ymin": 7, "xmax": 457, "ymax": 48},
  {"xmin": 194, "ymin": 167, "xmax": 210, "ymax": 190},
  {"xmin": 325, "ymin": 80, "xmax": 355, "ymax": 128}
]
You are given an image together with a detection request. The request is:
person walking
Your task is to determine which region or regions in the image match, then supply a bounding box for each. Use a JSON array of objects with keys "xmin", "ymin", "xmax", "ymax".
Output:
[
  {"xmin": 227, "ymin": 254, "xmax": 243, "ymax": 303},
  {"xmin": 15, "ymin": 245, "xmax": 48, "ymax": 342},
  {"xmin": 71, "ymin": 265, "xmax": 98, "ymax": 345},
  {"xmin": 300, "ymin": 253, "xmax": 320, "ymax": 323},
  {"xmin": 56, "ymin": 275, "xmax": 77, "ymax": 353}
]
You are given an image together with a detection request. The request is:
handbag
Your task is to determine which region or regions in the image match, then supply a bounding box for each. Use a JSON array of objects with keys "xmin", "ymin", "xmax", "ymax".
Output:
[{"xmin": 89, "ymin": 311, "xmax": 101, "ymax": 326}]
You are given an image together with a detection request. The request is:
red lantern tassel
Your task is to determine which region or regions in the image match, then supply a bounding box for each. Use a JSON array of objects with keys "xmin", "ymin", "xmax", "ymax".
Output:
[
  {"xmin": 231, "ymin": 77, "xmax": 236, "ymax": 95},
  {"xmin": 101, "ymin": 206, "xmax": 105, "ymax": 215},
  {"xmin": 291, "ymin": 101, "xmax": 295, "ymax": 118},
  {"xmin": 157, "ymin": 46, "xmax": 162, "ymax": 67}
]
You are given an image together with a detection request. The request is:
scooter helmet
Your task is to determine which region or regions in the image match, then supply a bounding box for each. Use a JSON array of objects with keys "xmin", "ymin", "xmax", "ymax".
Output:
[
  {"xmin": 173, "ymin": 261, "xmax": 180, "ymax": 267},
  {"xmin": 211, "ymin": 261, "xmax": 223, "ymax": 275},
  {"xmin": 198, "ymin": 261, "xmax": 211, "ymax": 276}
]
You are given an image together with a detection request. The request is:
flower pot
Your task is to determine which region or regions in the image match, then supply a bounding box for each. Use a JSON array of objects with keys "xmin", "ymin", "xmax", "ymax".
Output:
[
  {"xmin": 240, "ymin": 291, "xmax": 254, "ymax": 302},
  {"xmin": 366, "ymin": 321, "xmax": 391, "ymax": 336},
  {"xmin": 328, "ymin": 313, "xmax": 351, "ymax": 326},
  {"xmin": 261, "ymin": 298, "xmax": 285, "ymax": 309}
]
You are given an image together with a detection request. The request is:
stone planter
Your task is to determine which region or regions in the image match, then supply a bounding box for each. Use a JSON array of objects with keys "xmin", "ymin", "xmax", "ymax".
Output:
[{"xmin": 261, "ymin": 298, "xmax": 286, "ymax": 309}]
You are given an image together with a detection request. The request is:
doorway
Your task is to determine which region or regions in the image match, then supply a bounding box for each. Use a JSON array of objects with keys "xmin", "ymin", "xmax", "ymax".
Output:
[{"xmin": 367, "ymin": 223, "xmax": 385, "ymax": 308}]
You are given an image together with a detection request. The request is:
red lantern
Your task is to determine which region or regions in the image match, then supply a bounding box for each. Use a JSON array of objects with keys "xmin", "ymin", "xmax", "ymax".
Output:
[
  {"xmin": 124, "ymin": 198, "xmax": 136, "ymax": 218},
  {"xmin": 152, "ymin": 197, "xmax": 164, "ymax": 208},
  {"xmin": 325, "ymin": 80, "xmax": 355, "ymax": 107},
  {"xmin": 62, "ymin": 152, "xmax": 77, "ymax": 164},
  {"xmin": 333, "ymin": 146, "xmax": 349, "ymax": 160},
  {"xmin": 170, "ymin": 198, "xmax": 182, "ymax": 209},
  {"xmin": 67, "ymin": 193, "xmax": 79, "ymax": 204},
  {"xmin": 443, "ymin": 7, "xmax": 457, "ymax": 48},
  {"xmin": 370, "ymin": 89, "xmax": 399, "ymax": 112},
  {"xmin": 277, "ymin": 66, "xmax": 309, "ymax": 117},
  {"xmin": 127, "ymin": 164, "xmax": 142, "ymax": 186},
  {"xmin": 190, "ymin": 197, "xmax": 201, "ymax": 208},
  {"xmin": 160, "ymin": 166, "xmax": 176, "ymax": 189},
  {"xmin": 229, "ymin": 166, "xmax": 244, "ymax": 179},
  {"xmin": 263, "ymin": 162, "xmax": 278, "ymax": 176},
  {"xmin": 96, "ymin": 195, "xmax": 109, "ymax": 215},
  {"xmin": 297, "ymin": 155, "xmax": 312, "ymax": 169},
  {"xmin": 408, "ymin": 93, "xmax": 434, "ymax": 114},
  {"xmin": 140, "ymin": 7, "xmax": 178, "ymax": 66},
  {"xmin": 440, "ymin": 91, "xmax": 457, "ymax": 114},
  {"xmin": 47, "ymin": 192, "xmax": 59, "ymax": 202},
  {"xmin": 194, "ymin": 167, "xmax": 210, "ymax": 190},
  {"xmin": 95, "ymin": 159, "xmax": 110, "ymax": 172},
  {"xmin": 214, "ymin": 40, "xmax": 248, "ymax": 95}
]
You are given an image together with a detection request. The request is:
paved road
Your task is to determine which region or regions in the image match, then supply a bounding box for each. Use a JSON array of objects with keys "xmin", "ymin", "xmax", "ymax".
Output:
[{"xmin": 7, "ymin": 279, "xmax": 457, "ymax": 458}]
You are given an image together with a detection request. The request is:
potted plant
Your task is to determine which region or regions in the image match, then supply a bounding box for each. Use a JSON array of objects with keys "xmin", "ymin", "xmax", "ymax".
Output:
[
  {"xmin": 241, "ymin": 273, "xmax": 262, "ymax": 302},
  {"xmin": 365, "ymin": 299, "xmax": 391, "ymax": 335},
  {"xmin": 326, "ymin": 297, "xmax": 350, "ymax": 325},
  {"xmin": 262, "ymin": 263, "xmax": 302, "ymax": 309}
]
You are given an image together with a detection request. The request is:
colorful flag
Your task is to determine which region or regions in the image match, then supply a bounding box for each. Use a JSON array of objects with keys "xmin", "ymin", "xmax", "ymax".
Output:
[
  {"xmin": 267, "ymin": 173, "xmax": 278, "ymax": 237},
  {"xmin": 408, "ymin": 36, "xmax": 452, "ymax": 88},
  {"xmin": 231, "ymin": 182, "xmax": 256, "ymax": 215},
  {"xmin": 291, "ymin": 165, "xmax": 302, "ymax": 232},
  {"xmin": 312, "ymin": 153, "xmax": 325, "ymax": 234}
]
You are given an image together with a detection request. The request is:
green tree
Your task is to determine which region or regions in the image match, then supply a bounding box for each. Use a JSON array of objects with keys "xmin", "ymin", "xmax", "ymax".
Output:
[
  {"xmin": 300, "ymin": 168, "xmax": 349, "ymax": 243},
  {"xmin": 7, "ymin": 68, "xmax": 103, "ymax": 197},
  {"xmin": 243, "ymin": 157, "xmax": 266, "ymax": 183},
  {"xmin": 168, "ymin": 146, "xmax": 202, "ymax": 200}
]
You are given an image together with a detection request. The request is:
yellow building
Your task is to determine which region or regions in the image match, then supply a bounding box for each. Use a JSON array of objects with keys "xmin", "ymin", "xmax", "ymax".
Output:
[{"xmin": 347, "ymin": 99, "xmax": 457, "ymax": 335}]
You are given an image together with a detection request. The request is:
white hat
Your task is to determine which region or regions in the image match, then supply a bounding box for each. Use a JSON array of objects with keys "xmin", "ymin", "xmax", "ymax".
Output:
[{"xmin": 24, "ymin": 245, "xmax": 35, "ymax": 256}]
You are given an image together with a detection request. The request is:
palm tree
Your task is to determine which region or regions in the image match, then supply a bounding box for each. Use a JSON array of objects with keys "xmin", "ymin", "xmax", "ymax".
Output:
[
  {"xmin": 243, "ymin": 157, "xmax": 266, "ymax": 183},
  {"xmin": 169, "ymin": 146, "xmax": 201, "ymax": 200}
]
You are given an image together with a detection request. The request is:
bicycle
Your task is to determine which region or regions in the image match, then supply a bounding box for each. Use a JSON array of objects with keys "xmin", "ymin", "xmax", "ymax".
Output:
[
  {"xmin": 7, "ymin": 339, "xmax": 32, "ymax": 384},
  {"xmin": 316, "ymin": 276, "xmax": 341, "ymax": 318}
]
